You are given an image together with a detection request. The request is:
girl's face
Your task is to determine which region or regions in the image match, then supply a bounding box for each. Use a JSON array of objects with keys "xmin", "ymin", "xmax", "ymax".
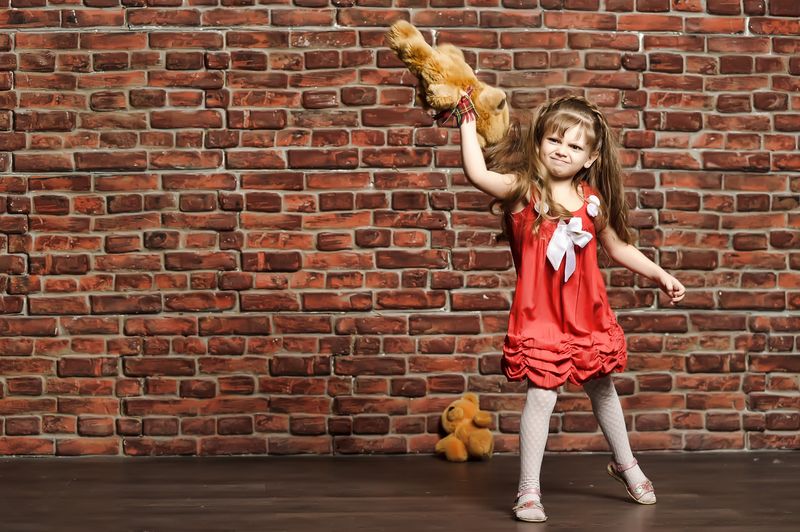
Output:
[{"xmin": 539, "ymin": 125, "xmax": 598, "ymax": 181}]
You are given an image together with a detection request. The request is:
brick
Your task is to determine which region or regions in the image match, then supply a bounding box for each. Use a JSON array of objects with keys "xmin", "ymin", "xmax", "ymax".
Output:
[
  {"xmin": 619, "ymin": 14, "xmax": 682, "ymax": 31},
  {"xmin": 16, "ymin": 32, "xmax": 79, "ymax": 49},
  {"xmin": 706, "ymin": 413, "xmax": 741, "ymax": 431},
  {"xmin": 716, "ymin": 95, "xmax": 750, "ymax": 114},
  {"xmin": 749, "ymin": 434, "xmax": 800, "ymax": 450},
  {"xmin": 750, "ymin": 355, "xmax": 800, "ymax": 373},
  {"xmin": 567, "ymin": 71, "xmax": 639, "ymax": 89},
  {"xmin": 635, "ymin": 413, "xmax": 670, "ymax": 431},
  {"xmin": 55, "ymin": 437, "xmax": 119, "ymax": 456},
  {"xmin": 769, "ymin": 0, "xmax": 800, "ymax": 16},
  {"xmin": 684, "ymin": 433, "xmax": 744, "ymax": 451},
  {"xmin": 669, "ymin": 411, "xmax": 702, "ymax": 430},
  {"xmin": 574, "ymin": 33, "xmax": 645, "ymax": 51},
  {"xmin": 643, "ymin": 73, "xmax": 703, "ymax": 91},
  {"xmin": 750, "ymin": 17, "xmax": 800, "ymax": 35},
  {"xmin": 766, "ymin": 413, "xmax": 800, "ymax": 431},
  {"xmin": 707, "ymin": 0, "xmax": 741, "ymax": 15},
  {"xmin": 618, "ymin": 314, "xmax": 687, "ymax": 333},
  {"xmin": 585, "ymin": 52, "xmax": 621, "ymax": 70}
]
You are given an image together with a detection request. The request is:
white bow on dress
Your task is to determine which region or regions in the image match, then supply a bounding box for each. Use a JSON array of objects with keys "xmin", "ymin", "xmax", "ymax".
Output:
[{"xmin": 546, "ymin": 216, "xmax": 593, "ymax": 282}]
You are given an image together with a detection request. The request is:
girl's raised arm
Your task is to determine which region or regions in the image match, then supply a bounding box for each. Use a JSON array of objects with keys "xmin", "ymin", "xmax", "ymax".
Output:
[{"xmin": 459, "ymin": 118, "xmax": 517, "ymax": 200}]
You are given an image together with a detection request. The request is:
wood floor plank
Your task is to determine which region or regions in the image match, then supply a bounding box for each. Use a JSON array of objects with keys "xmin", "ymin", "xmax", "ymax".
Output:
[{"xmin": 0, "ymin": 452, "xmax": 796, "ymax": 531}]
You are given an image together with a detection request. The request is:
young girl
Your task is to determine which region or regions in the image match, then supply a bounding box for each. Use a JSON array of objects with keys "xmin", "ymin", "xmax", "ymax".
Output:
[{"xmin": 452, "ymin": 94, "xmax": 685, "ymax": 522}]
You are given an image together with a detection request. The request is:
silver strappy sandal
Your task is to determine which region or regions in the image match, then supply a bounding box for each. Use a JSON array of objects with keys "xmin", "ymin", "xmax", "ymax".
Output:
[
  {"xmin": 512, "ymin": 487, "xmax": 547, "ymax": 522},
  {"xmin": 607, "ymin": 458, "xmax": 657, "ymax": 505}
]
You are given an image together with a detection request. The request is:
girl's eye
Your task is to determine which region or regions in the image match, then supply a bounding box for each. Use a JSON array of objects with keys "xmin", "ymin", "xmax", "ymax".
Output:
[
  {"xmin": 570, "ymin": 145, "xmax": 583, "ymax": 151},
  {"xmin": 548, "ymin": 137, "xmax": 560, "ymax": 143}
]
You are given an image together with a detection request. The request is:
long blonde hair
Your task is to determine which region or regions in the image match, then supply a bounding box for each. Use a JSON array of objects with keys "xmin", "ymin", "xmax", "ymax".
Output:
[{"xmin": 485, "ymin": 95, "xmax": 633, "ymax": 244}]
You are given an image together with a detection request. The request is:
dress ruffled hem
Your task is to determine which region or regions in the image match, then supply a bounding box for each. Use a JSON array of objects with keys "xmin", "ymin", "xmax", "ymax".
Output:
[{"xmin": 501, "ymin": 324, "xmax": 627, "ymax": 390}]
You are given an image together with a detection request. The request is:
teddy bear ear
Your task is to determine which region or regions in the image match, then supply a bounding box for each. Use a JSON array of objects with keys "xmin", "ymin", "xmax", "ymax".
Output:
[
  {"xmin": 463, "ymin": 393, "xmax": 479, "ymax": 405},
  {"xmin": 447, "ymin": 406, "xmax": 464, "ymax": 421},
  {"xmin": 479, "ymin": 88, "xmax": 507, "ymax": 112}
]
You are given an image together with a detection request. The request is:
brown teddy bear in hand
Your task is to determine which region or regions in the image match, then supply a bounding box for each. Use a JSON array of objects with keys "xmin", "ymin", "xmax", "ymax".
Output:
[
  {"xmin": 435, "ymin": 392, "xmax": 495, "ymax": 462},
  {"xmin": 386, "ymin": 20, "xmax": 510, "ymax": 147}
]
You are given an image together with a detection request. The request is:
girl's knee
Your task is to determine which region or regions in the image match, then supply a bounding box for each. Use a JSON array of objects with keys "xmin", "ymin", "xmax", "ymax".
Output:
[{"xmin": 583, "ymin": 375, "xmax": 615, "ymax": 395}]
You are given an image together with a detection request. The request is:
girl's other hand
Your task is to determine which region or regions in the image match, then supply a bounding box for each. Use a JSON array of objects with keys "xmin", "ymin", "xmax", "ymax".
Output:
[{"xmin": 658, "ymin": 273, "xmax": 685, "ymax": 305}]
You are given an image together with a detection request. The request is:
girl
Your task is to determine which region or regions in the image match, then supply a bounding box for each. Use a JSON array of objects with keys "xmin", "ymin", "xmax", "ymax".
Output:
[{"xmin": 453, "ymin": 94, "xmax": 685, "ymax": 522}]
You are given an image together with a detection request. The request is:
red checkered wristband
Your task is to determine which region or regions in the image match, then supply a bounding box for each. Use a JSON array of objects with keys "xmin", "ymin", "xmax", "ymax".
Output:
[{"xmin": 434, "ymin": 87, "xmax": 477, "ymax": 127}]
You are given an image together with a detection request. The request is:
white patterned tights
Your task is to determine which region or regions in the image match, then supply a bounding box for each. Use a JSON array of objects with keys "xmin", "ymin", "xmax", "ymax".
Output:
[{"xmin": 516, "ymin": 376, "xmax": 651, "ymax": 520}]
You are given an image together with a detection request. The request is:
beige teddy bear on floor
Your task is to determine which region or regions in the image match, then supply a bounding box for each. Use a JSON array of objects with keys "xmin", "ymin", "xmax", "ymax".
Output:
[{"xmin": 435, "ymin": 393, "xmax": 495, "ymax": 462}]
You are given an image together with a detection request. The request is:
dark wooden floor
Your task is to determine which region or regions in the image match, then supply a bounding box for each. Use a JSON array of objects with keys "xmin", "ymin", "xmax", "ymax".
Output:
[{"xmin": 0, "ymin": 452, "xmax": 797, "ymax": 531}]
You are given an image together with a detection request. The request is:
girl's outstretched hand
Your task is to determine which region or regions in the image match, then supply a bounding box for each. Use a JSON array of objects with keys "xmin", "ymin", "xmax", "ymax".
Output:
[{"xmin": 658, "ymin": 273, "xmax": 685, "ymax": 305}]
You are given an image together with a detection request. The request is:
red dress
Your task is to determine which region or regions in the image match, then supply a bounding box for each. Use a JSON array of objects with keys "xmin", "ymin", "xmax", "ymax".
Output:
[{"xmin": 502, "ymin": 182, "xmax": 627, "ymax": 389}]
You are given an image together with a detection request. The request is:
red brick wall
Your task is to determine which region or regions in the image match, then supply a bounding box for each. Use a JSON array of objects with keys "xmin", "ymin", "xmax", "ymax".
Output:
[{"xmin": 1, "ymin": 1, "xmax": 798, "ymax": 456}]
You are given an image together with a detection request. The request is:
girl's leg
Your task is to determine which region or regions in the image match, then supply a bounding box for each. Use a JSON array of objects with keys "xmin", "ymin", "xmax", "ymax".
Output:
[
  {"xmin": 582, "ymin": 375, "xmax": 655, "ymax": 503},
  {"xmin": 515, "ymin": 384, "xmax": 558, "ymax": 521}
]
